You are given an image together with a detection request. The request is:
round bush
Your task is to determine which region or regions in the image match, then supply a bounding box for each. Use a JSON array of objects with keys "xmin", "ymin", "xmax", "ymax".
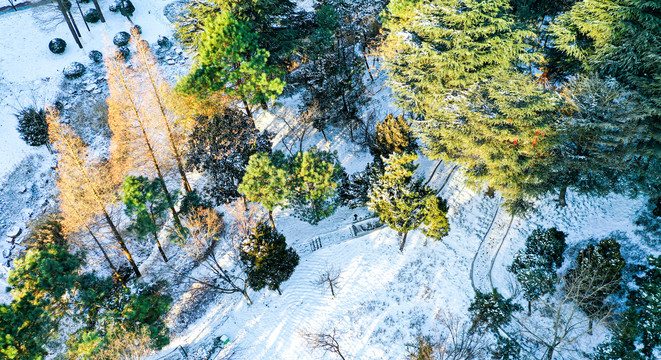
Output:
[
  {"xmin": 109, "ymin": 0, "xmax": 120, "ymax": 12},
  {"xmin": 63, "ymin": 62, "xmax": 86, "ymax": 79},
  {"xmin": 49, "ymin": 38, "xmax": 66, "ymax": 54},
  {"xmin": 157, "ymin": 36, "xmax": 171, "ymax": 49},
  {"xmin": 113, "ymin": 31, "xmax": 130, "ymax": 46},
  {"xmin": 115, "ymin": 46, "xmax": 130, "ymax": 60},
  {"xmin": 119, "ymin": 0, "xmax": 135, "ymax": 17},
  {"xmin": 84, "ymin": 8, "xmax": 100, "ymax": 23},
  {"xmin": 88, "ymin": 50, "xmax": 103, "ymax": 63},
  {"xmin": 16, "ymin": 107, "xmax": 48, "ymax": 147}
]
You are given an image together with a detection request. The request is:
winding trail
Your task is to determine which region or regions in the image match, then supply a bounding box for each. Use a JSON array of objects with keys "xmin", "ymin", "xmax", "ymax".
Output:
[{"xmin": 470, "ymin": 208, "xmax": 515, "ymax": 293}]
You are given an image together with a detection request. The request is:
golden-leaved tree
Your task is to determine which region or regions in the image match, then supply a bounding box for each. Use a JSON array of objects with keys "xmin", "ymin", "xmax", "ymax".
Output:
[
  {"xmin": 48, "ymin": 111, "xmax": 141, "ymax": 277},
  {"xmin": 106, "ymin": 45, "xmax": 184, "ymax": 232}
]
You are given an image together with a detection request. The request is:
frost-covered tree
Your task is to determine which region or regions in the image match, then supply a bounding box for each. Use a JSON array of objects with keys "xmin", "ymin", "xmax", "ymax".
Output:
[
  {"xmin": 240, "ymin": 222, "xmax": 299, "ymax": 294},
  {"xmin": 508, "ymin": 228, "xmax": 567, "ymax": 315},
  {"xmin": 186, "ymin": 109, "xmax": 272, "ymax": 206},
  {"xmin": 16, "ymin": 107, "xmax": 50, "ymax": 150},
  {"xmin": 565, "ymin": 238, "xmax": 625, "ymax": 332},
  {"xmin": 469, "ymin": 289, "xmax": 522, "ymax": 334},
  {"xmin": 546, "ymin": 76, "xmax": 651, "ymax": 206},
  {"xmin": 239, "ymin": 151, "xmax": 289, "ymax": 229},
  {"xmin": 122, "ymin": 176, "xmax": 170, "ymax": 263}
]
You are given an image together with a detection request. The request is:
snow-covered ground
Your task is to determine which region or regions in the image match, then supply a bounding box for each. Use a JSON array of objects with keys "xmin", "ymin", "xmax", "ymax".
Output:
[{"xmin": 0, "ymin": 0, "xmax": 658, "ymax": 359}]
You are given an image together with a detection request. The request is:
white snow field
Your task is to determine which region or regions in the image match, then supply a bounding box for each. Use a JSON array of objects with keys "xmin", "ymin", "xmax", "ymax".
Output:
[{"xmin": 0, "ymin": 0, "xmax": 658, "ymax": 359}]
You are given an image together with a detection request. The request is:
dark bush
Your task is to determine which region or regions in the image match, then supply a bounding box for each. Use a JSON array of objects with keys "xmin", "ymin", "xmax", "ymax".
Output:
[
  {"xmin": 49, "ymin": 38, "xmax": 66, "ymax": 54},
  {"xmin": 84, "ymin": 8, "xmax": 100, "ymax": 23},
  {"xmin": 113, "ymin": 31, "xmax": 131, "ymax": 46},
  {"xmin": 157, "ymin": 35, "xmax": 171, "ymax": 49},
  {"xmin": 115, "ymin": 46, "xmax": 130, "ymax": 60},
  {"xmin": 16, "ymin": 106, "xmax": 48, "ymax": 147},
  {"xmin": 63, "ymin": 62, "xmax": 86, "ymax": 79},
  {"xmin": 88, "ymin": 50, "xmax": 103, "ymax": 63},
  {"xmin": 119, "ymin": 0, "xmax": 135, "ymax": 17}
]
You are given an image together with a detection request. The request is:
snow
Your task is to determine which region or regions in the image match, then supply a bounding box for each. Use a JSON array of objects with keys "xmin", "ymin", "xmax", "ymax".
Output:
[{"xmin": 0, "ymin": 0, "xmax": 658, "ymax": 358}]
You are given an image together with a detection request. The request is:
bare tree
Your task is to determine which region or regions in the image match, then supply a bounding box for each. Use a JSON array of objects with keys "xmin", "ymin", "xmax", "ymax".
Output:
[
  {"xmin": 175, "ymin": 207, "xmax": 253, "ymax": 305},
  {"xmin": 88, "ymin": 325, "xmax": 154, "ymax": 360},
  {"xmin": 314, "ymin": 265, "xmax": 341, "ymax": 299},
  {"xmin": 302, "ymin": 328, "xmax": 347, "ymax": 360},
  {"xmin": 408, "ymin": 313, "xmax": 489, "ymax": 360}
]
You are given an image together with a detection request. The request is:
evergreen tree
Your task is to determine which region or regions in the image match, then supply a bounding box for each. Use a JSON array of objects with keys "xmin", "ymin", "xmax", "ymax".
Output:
[
  {"xmin": 546, "ymin": 76, "xmax": 651, "ymax": 206},
  {"xmin": 121, "ymin": 176, "xmax": 170, "ymax": 263},
  {"xmin": 16, "ymin": 107, "xmax": 49, "ymax": 149},
  {"xmin": 368, "ymin": 152, "xmax": 429, "ymax": 251},
  {"xmin": 240, "ymin": 222, "xmax": 299, "ymax": 294},
  {"xmin": 337, "ymin": 164, "xmax": 376, "ymax": 209},
  {"xmin": 300, "ymin": 0, "xmax": 368, "ymax": 141},
  {"xmin": 383, "ymin": 0, "xmax": 558, "ymax": 209},
  {"xmin": 508, "ymin": 228, "xmax": 567, "ymax": 315},
  {"xmin": 566, "ymin": 238, "xmax": 625, "ymax": 332},
  {"xmin": 186, "ymin": 108, "xmax": 272, "ymax": 206},
  {"xmin": 289, "ymin": 147, "xmax": 344, "ymax": 225},
  {"xmin": 371, "ymin": 113, "xmax": 416, "ymax": 165},
  {"xmin": 593, "ymin": 255, "xmax": 661, "ymax": 359},
  {"xmin": 469, "ymin": 289, "xmax": 522, "ymax": 334},
  {"xmin": 420, "ymin": 195, "xmax": 450, "ymax": 241},
  {"xmin": 177, "ymin": 12, "xmax": 285, "ymax": 119},
  {"xmin": 24, "ymin": 214, "xmax": 67, "ymax": 250},
  {"xmin": 239, "ymin": 151, "xmax": 289, "ymax": 229},
  {"xmin": 0, "ymin": 295, "xmax": 52, "ymax": 360}
]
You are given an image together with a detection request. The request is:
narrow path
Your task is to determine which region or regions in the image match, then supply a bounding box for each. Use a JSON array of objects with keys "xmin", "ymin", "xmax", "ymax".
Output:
[
  {"xmin": 488, "ymin": 215, "xmax": 514, "ymax": 289},
  {"xmin": 469, "ymin": 207, "xmax": 499, "ymax": 292}
]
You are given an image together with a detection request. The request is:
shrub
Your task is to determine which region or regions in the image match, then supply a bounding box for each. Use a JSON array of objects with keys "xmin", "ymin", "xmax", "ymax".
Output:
[
  {"xmin": 49, "ymin": 38, "xmax": 66, "ymax": 54},
  {"xmin": 63, "ymin": 62, "xmax": 86, "ymax": 79},
  {"xmin": 113, "ymin": 31, "xmax": 131, "ymax": 47},
  {"xmin": 16, "ymin": 106, "xmax": 48, "ymax": 147}
]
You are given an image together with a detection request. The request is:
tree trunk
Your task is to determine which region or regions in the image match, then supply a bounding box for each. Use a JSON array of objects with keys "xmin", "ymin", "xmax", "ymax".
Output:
[
  {"xmin": 276, "ymin": 287, "xmax": 282, "ymax": 295},
  {"xmin": 87, "ymin": 226, "xmax": 123, "ymax": 283},
  {"xmin": 91, "ymin": 0, "xmax": 105, "ymax": 22},
  {"xmin": 329, "ymin": 280, "xmax": 335, "ymax": 299},
  {"xmin": 103, "ymin": 211, "xmax": 141, "ymax": 277},
  {"xmin": 57, "ymin": 0, "xmax": 82, "ymax": 48},
  {"xmin": 321, "ymin": 127, "xmax": 328, "ymax": 142},
  {"xmin": 588, "ymin": 318, "xmax": 593, "ymax": 335},
  {"xmin": 546, "ymin": 346, "xmax": 554, "ymax": 360},
  {"xmin": 528, "ymin": 300, "xmax": 532, "ymax": 316},
  {"xmin": 243, "ymin": 195, "xmax": 249, "ymax": 212},
  {"xmin": 242, "ymin": 97, "xmax": 254, "ymax": 123},
  {"xmin": 243, "ymin": 291, "xmax": 253, "ymax": 306},
  {"xmin": 152, "ymin": 230, "xmax": 168, "ymax": 263},
  {"xmin": 399, "ymin": 231, "xmax": 408, "ymax": 252},
  {"xmin": 260, "ymin": 99, "xmax": 268, "ymax": 110},
  {"xmin": 75, "ymin": 0, "xmax": 90, "ymax": 32},
  {"xmin": 8, "ymin": 0, "xmax": 17, "ymax": 11},
  {"xmin": 269, "ymin": 210, "xmax": 276, "ymax": 230},
  {"xmin": 558, "ymin": 185, "xmax": 567, "ymax": 207},
  {"xmin": 68, "ymin": 9, "xmax": 81, "ymax": 37}
]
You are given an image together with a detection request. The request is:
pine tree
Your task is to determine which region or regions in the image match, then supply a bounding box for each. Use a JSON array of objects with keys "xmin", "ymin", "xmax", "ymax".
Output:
[
  {"xmin": 289, "ymin": 147, "xmax": 344, "ymax": 225},
  {"xmin": 372, "ymin": 113, "xmax": 416, "ymax": 164},
  {"xmin": 122, "ymin": 176, "xmax": 170, "ymax": 263},
  {"xmin": 382, "ymin": 0, "xmax": 558, "ymax": 209},
  {"xmin": 566, "ymin": 238, "xmax": 625, "ymax": 332},
  {"xmin": 469, "ymin": 289, "xmax": 522, "ymax": 334},
  {"xmin": 239, "ymin": 151, "xmax": 289, "ymax": 229},
  {"xmin": 0, "ymin": 294, "xmax": 52, "ymax": 360},
  {"xmin": 177, "ymin": 12, "xmax": 285, "ymax": 119},
  {"xmin": 368, "ymin": 152, "xmax": 429, "ymax": 251},
  {"xmin": 186, "ymin": 108, "xmax": 272, "ymax": 206},
  {"xmin": 48, "ymin": 111, "xmax": 141, "ymax": 278},
  {"xmin": 16, "ymin": 106, "xmax": 50, "ymax": 150},
  {"xmin": 508, "ymin": 228, "xmax": 567, "ymax": 315},
  {"xmin": 546, "ymin": 76, "xmax": 651, "ymax": 206},
  {"xmin": 420, "ymin": 195, "xmax": 450, "ymax": 241},
  {"xmin": 240, "ymin": 222, "xmax": 299, "ymax": 294}
]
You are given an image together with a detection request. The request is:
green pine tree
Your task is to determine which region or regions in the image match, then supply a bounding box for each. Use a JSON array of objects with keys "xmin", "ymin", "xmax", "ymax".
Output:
[
  {"xmin": 240, "ymin": 222, "xmax": 299, "ymax": 294},
  {"xmin": 382, "ymin": 0, "xmax": 558, "ymax": 211},
  {"xmin": 15, "ymin": 107, "xmax": 50, "ymax": 150},
  {"xmin": 420, "ymin": 195, "xmax": 450, "ymax": 241},
  {"xmin": 508, "ymin": 228, "xmax": 567, "ymax": 315},
  {"xmin": 122, "ymin": 176, "xmax": 171, "ymax": 262},
  {"xmin": 177, "ymin": 12, "xmax": 285, "ymax": 119},
  {"xmin": 372, "ymin": 113, "xmax": 416, "ymax": 164},
  {"xmin": 368, "ymin": 152, "xmax": 429, "ymax": 251},
  {"xmin": 0, "ymin": 294, "xmax": 52, "ymax": 360},
  {"xmin": 289, "ymin": 147, "xmax": 344, "ymax": 225},
  {"xmin": 239, "ymin": 151, "xmax": 290, "ymax": 229}
]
